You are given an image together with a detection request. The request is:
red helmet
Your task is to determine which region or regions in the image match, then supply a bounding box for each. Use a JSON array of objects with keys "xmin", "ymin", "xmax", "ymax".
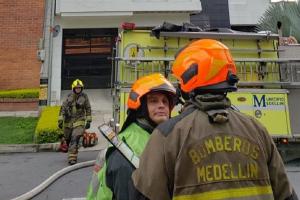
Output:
[
  {"xmin": 172, "ymin": 39, "xmax": 238, "ymax": 93},
  {"xmin": 127, "ymin": 73, "xmax": 176, "ymax": 110}
]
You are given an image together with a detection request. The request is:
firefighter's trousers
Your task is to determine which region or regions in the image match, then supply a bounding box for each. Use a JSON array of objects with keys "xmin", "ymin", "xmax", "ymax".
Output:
[{"xmin": 68, "ymin": 125, "xmax": 85, "ymax": 162}]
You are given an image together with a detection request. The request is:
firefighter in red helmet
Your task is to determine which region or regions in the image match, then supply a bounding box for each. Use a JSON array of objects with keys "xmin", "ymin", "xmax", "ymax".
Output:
[{"xmin": 132, "ymin": 39, "xmax": 298, "ymax": 200}]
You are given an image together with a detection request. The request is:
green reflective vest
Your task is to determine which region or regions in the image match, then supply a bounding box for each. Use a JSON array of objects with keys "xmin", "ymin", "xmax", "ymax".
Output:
[{"xmin": 86, "ymin": 123, "xmax": 150, "ymax": 200}]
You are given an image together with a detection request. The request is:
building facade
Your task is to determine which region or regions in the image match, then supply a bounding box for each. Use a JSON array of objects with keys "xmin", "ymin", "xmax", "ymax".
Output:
[
  {"xmin": 190, "ymin": 0, "xmax": 272, "ymax": 32},
  {"xmin": 229, "ymin": 0, "xmax": 271, "ymax": 31},
  {"xmin": 1, "ymin": 0, "xmax": 274, "ymax": 106},
  {"xmin": 45, "ymin": 0, "xmax": 201, "ymax": 105},
  {"xmin": 190, "ymin": 0, "xmax": 230, "ymax": 29},
  {"xmin": 0, "ymin": 1, "xmax": 45, "ymax": 90}
]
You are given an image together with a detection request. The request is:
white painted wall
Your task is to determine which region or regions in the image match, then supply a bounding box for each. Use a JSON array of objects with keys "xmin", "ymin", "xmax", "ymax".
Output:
[
  {"xmin": 228, "ymin": 0, "xmax": 270, "ymax": 25},
  {"xmin": 50, "ymin": 18, "xmax": 63, "ymax": 105},
  {"xmin": 60, "ymin": 13, "xmax": 191, "ymax": 28},
  {"xmin": 56, "ymin": 0, "xmax": 201, "ymax": 15}
]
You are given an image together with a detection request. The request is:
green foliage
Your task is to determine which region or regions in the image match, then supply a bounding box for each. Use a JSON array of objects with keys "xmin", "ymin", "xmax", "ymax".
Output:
[
  {"xmin": 0, "ymin": 88, "xmax": 39, "ymax": 99},
  {"xmin": 0, "ymin": 117, "xmax": 38, "ymax": 144},
  {"xmin": 35, "ymin": 106, "xmax": 63, "ymax": 144},
  {"xmin": 257, "ymin": 2, "xmax": 300, "ymax": 42}
]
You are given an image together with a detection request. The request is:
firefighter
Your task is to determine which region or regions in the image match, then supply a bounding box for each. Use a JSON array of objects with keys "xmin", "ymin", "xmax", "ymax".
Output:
[
  {"xmin": 58, "ymin": 79, "xmax": 92, "ymax": 165},
  {"xmin": 132, "ymin": 39, "xmax": 298, "ymax": 200},
  {"xmin": 86, "ymin": 73, "xmax": 176, "ymax": 200}
]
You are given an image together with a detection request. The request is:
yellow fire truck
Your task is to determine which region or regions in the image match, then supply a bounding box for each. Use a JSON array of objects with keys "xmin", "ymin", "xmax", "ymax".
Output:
[{"xmin": 111, "ymin": 28, "xmax": 300, "ymax": 162}]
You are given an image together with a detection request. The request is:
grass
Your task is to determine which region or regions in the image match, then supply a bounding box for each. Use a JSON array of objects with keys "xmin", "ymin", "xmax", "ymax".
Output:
[{"xmin": 0, "ymin": 117, "xmax": 38, "ymax": 144}]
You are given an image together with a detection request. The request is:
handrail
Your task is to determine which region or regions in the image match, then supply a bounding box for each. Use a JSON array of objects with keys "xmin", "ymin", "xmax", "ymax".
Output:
[
  {"xmin": 115, "ymin": 56, "xmax": 300, "ymax": 63},
  {"xmin": 114, "ymin": 57, "xmax": 300, "ymax": 86},
  {"xmin": 157, "ymin": 31, "xmax": 279, "ymax": 40}
]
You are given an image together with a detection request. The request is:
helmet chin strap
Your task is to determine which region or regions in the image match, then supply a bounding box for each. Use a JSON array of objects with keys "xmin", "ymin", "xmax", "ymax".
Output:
[
  {"xmin": 136, "ymin": 118, "xmax": 155, "ymax": 133},
  {"xmin": 227, "ymin": 71, "xmax": 239, "ymax": 85}
]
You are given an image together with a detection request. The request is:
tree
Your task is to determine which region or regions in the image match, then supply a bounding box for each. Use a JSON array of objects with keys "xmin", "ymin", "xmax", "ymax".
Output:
[{"xmin": 257, "ymin": 1, "xmax": 300, "ymax": 42}]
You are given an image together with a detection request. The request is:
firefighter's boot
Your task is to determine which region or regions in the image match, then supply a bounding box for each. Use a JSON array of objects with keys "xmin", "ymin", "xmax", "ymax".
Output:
[{"xmin": 68, "ymin": 149, "xmax": 78, "ymax": 165}]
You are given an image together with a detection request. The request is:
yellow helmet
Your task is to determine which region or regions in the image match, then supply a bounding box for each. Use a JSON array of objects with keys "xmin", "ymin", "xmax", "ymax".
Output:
[{"xmin": 71, "ymin": 79, "xmax": 84, "ymax": 90}]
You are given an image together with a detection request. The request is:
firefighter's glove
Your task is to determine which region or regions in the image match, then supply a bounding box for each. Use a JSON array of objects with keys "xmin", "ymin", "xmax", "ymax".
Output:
[
  {"xmin": 85, "ymin": 121, "xmax": 91, "ymax": 129},
  {"xmin": 58, "ymin": 120, "xmax": 63, "ymax": 129}
]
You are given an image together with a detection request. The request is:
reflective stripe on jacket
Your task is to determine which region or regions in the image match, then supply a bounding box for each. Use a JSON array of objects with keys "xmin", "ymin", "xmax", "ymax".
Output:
[
  {"xmin": 173, "ymin": 186, "xmax": 273, "ymax": 200},
  {"xmin": 86, "ymin": 123, "xmax": 150, "ymax": 200}
]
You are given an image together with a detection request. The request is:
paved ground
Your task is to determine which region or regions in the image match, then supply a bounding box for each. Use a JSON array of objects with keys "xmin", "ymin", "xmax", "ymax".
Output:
[
  {"xmin": 1, "ymin": 152, "xmax": 299, "ymax": 200},
  {"xmin": 0, "ymin": 151, "xmax": 99, "ymax": 200},
  {"xmin": 0, "ymin": 89, "xmax": 114, "ymax": 199}
]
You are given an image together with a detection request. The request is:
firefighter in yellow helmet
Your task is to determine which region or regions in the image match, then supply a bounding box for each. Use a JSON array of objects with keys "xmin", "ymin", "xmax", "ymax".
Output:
[
  {"xmin": 58, "ymin": 79, "xmax": 92, "ymax": 165},
  {"xmin": 86, "ymin": 73, "xmax": 176, "ymax": 200},
  {"xmin": 132, "ymin": 39, "xmax": 298, "ymax": 199}
]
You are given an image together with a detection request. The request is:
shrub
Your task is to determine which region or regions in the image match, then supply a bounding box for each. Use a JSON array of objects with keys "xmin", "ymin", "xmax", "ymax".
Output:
[
  {"xmin": 35, "ymin": 106, "xmax": 63, "ymax": 144},
  {"xmin": 0, "ymin": 88, "xmax": 39, "ymax": 99}
]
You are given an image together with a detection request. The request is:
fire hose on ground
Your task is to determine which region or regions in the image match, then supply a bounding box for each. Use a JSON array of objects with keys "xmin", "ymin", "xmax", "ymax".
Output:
[
  {"xmin": 11, "ymin": 160, "xmax": 95, "ymax": 200},
  {"xmin": 11, "ymin": 122, "xmax": 137, "ymax": 200}
]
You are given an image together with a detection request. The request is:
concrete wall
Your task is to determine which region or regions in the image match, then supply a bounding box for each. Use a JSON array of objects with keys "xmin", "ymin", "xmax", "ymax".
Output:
[
  {"xmin": 287, "ymin": 89, "xmax": 300, "ymax": 136},
  {"xmin": 228, "ymin": 0, "xmax": 270, "ymax": 25},
  {"xmin": 50, "ymin": 17, "xmax": 63, "ymax": 105},
  {"xmin": 191, "ymin": 0, "xmax": 230, "ymax": 29},
  {"xmin": 279, "ymin": 45, "xmax": 300, "ymax": 58},
  {"xmin": 59, "ymin": 13, "xmax": 190, "ymax": 28},
  {"xmin": 56, "ymin": 0, "xmax": 201, "ymax": 14},
  {"xmin": 0, "ymin": 1, "xmax": 45, "ymax": 90},
  {"xmin": 278, "ymin": 45, "xmax": 300, "ymax": 136}
]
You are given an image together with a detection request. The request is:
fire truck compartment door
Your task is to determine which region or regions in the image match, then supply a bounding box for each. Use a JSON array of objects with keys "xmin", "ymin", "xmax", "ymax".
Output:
[{"xmin": 228, "ymin": 89, "xmax": 291, "ymax": 137}]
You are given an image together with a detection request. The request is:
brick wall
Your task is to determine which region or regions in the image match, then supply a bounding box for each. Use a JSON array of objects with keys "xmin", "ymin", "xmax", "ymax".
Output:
[{"xmin": 0, "ymin": 0, "xmax": 45, "ymax": 90}]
